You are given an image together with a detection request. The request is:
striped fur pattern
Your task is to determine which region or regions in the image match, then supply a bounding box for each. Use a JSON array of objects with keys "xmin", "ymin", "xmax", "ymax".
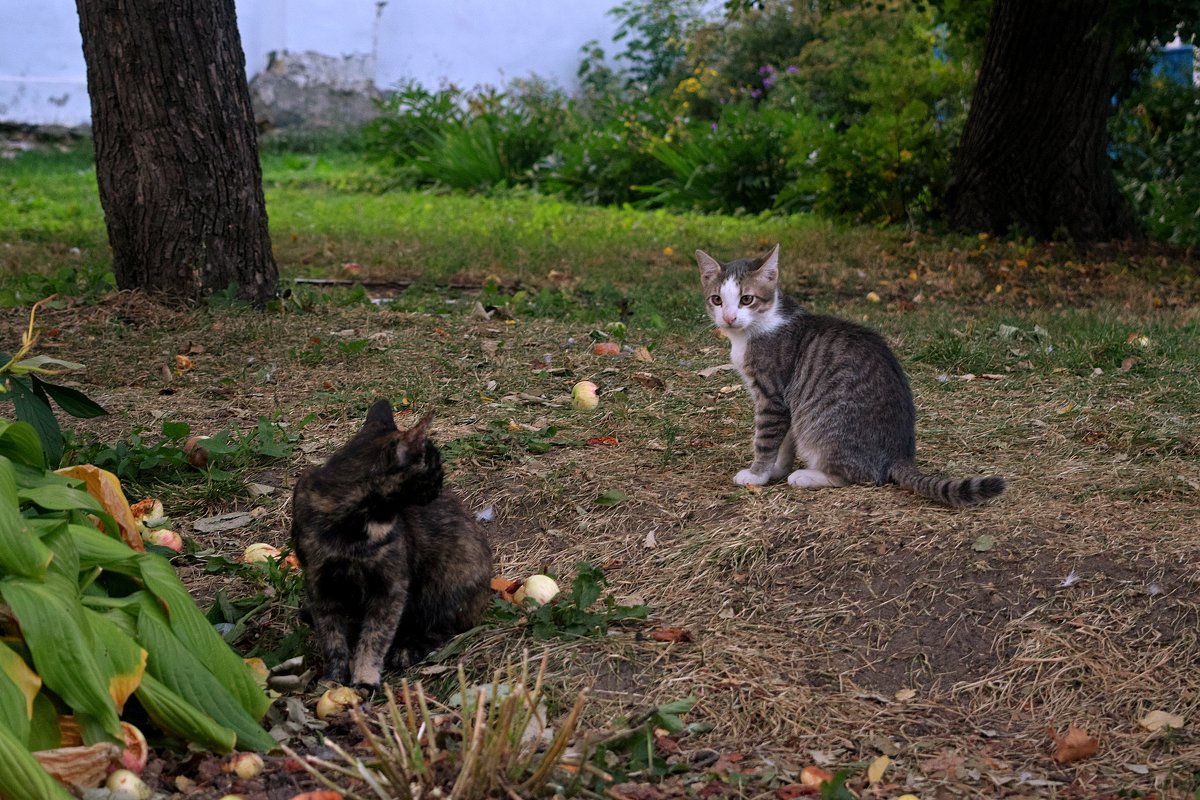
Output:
[
  {"xmin": 697, "ymin": 244, "xmax": 1005, "ymax": 507},
  {"xmin": 291, "ymin": 399, "xmax": 493, "ymax": 692}
]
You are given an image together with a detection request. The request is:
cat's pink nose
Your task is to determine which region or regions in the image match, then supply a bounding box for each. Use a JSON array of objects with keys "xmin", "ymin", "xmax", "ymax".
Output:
[{"xmin": 722, "ymin": 313, "xmax": 736, "ymax": 325}]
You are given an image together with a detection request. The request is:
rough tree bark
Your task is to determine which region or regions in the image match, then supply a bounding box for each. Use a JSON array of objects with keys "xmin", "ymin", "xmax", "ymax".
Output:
[
  {"xmin": 75, "ymin": 0, "xmax": 279, "ymax": 305},
  {"xmin": 947, "ymin": 0, "xmax": 1141, "ymax": 241}
]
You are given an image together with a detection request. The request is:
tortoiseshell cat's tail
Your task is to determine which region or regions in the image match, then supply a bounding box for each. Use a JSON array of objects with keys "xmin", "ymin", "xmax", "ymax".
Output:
[{"xmin": 889, "ymin": 460, "xmax": 1006, "ymax": 507}]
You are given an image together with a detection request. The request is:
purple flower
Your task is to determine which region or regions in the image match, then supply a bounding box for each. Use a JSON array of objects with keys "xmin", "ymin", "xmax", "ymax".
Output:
[
  {"xmin": 711, "ymin": 122, "xmax": 718, "ymax": 131},
  {"xmin": 750, "ymin": 88, "xmax": 761, "ymax": 99},
  {"xmin": 762, "ymin": 77, "xmax": 774, "ymax": 88},
  {"xmin": 758, "ymin": 65, "xmax": 776, "ymax": 75},
  {"xmin": 786, "ymin": 65, "xmax": 799, "ymax": 74}
]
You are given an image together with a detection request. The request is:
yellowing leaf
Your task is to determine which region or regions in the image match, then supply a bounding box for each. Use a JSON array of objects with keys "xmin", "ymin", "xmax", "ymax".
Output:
[
  {"xmin": 54, "ymin": 465, "xmax": 144, "ymax": 551},
  {"xmin": 1138, "ymin": 710, "xmax": 1184, "ymax": 732},
  {"xmin": 867, "ymin": 754, "xmax": 891, "ymax": 783},
  {"xmin": 1050, "ymin": 725, "xmax": 1098, "ymax": 764},
  {"xmin": 0, "ymin": 641, "xmax": 41, "ymax": 721},
  {"xmin": 84, "ymin": 610, "xmax": 147, "ymax": 713}
]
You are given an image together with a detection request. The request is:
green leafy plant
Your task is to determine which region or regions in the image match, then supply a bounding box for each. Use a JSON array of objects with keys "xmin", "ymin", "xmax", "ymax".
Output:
[
  {"xmin": 493, "ymin": 562, "xmax": 649, "ymax": 640},
  {"xmin": 0, "ymin": 417, "xmax": 274, "ymax": 797},
  {"xmin": 0, "ymin": 298, "xmax": 108, "ymax": 466},
  {"xmin": 444, "ymin": 420, "xmax": 574, "ymax": 463},
  {"xmin": 584, "ymin": 696, "xmax": 698, "ymax": 784}
]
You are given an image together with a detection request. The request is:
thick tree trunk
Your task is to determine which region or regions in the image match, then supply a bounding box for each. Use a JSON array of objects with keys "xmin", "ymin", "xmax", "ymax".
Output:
[
  {"xmin": 75, "ymin": 0, "xmax": 278, "ymax": 305},
  {"xmin": 947, "ymin": 0, "xmax": 1140, "ymax": 241}
]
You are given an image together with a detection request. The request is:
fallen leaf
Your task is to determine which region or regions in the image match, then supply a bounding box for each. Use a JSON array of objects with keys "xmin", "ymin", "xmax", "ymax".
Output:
[
  {"xmin": 593, "ymin": 342, "xmax": 621, "ymax": 356},
  {"xmin": 1138, "ymin": 710, "xmax": 1184, "ymax": 732},
  {"xmin": 491, "ymin": 577, "xmax": 521, "ymax": 596},
  {"xmin": 773, "ymin": 784, "xmax": 815, "ymax": 799},
  {"xmin": 979, "ymin": 373, "xmax": 1006, "ymax": 380},
  {"xmin": 867, "ymin": 754, "xmax": 890, "ymax": 783},
  {"xmin": 632, "ymin": 346, "xmax": 654, "ymax": 362},
  {"xmin": 595, "ymin": 489, "xmax": 627, "ymax": 508},
  {"xmin": 1049, "ymin": 725, "xmax": 1099, "ymax": 764},
  {"xmin": 1124, "ymin": 763, "xmax": 1150, "ymax": 775},
  {"xmin": 174, "ymin": 354, "xmax": 194, "ymax": 372},
  {"xmin": 920, "ymin": 749, "xmax": 963, "ymax": 778},
  {"xmin": 1118, "ymin": 356, "xmax": 1139, "ymax": 373},
  {"xmin": 1057, "ymin": 402, "xmax": 1076, "ymax": 415},
  {"xmin": 894, "ymin": 688, "xmax": 917, "ymax": 702},
  {"xmin": 589, "ymin": 436, "xmax": 620, "ymax": 446},
  {"xmin": 186, "ymin": 342, "xmax": 206, "ymax": 355},
  {"xmin": 192, "ymin": 511, "xmax": 256, "ymax": 533},
  {"xmin": 643, "ymin": 530, "xmax": 658, "ymax": 549},
  {"xmin": 632, "ymin": 371, "xmax": 666, "ymax": 391},
  {"xmin": 866, "ymin": 291, "xmax": 882, "ymax": 303},
  {"xmin": 651, "ymin": 627, "xmax": 694, "ymax": 643},
  {"xmin": 698, "ymin": 364, "xmax": 736, "ymax": 378},
  {"xmin": 718, "ymin": 384, "xmax": 740, "ymax": 395},
  {"xmin": 972, "ymin": 534, "xmax": 995, "ymax": 552}
]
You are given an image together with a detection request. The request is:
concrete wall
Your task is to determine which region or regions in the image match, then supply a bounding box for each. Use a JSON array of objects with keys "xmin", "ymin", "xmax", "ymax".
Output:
[{"xmin": 0, "ymin": 0, "xmax": 619, "ymax": 126}]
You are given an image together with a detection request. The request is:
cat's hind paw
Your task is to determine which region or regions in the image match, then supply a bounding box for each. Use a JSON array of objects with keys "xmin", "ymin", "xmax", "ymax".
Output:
[
  {"xmin": 786, "ymin": 468, "xmax": 847, "ymax": 489},
  {"xmin": 734, "ymin": 469, "xmax": 770, "ymax": 486}
]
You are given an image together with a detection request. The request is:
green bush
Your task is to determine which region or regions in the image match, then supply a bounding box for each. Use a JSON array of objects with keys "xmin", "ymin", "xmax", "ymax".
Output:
[{"xmin": 1111, "ymin": 78, "xmax": 1200, "ymax": 247}]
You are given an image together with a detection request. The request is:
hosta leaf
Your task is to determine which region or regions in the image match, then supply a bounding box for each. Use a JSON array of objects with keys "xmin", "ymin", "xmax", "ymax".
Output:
[
  {"xmin": 28, "ymin": 694, "xmax": 60, "ymax": 751},
  {"xmin": 84, "ymin": 610, "xmax": 147, "ymax": 713},
  {"xmin": 69, "ymin": 523, "xmax": 140, "ymax": 572},
  {"xmin": 0, "ymin": 420, "xmax": 45, "ymax": 469},
  {"xmin": 134, "ymin": 601, "xmax": 275, "ymax": 751},
  {"xmin": 134, "ymin": 673, "xmax": 236, "ymax": 754},
  {"xmin": 17, "ymin": 485, "xmax": 102, "ymax": 514},
  {"xmin": 0, "ymin": 463, "xmax": 53, "ymax": 580},
  {"xmin": 136, "ymin": 555, "xmax": 270, "ymax": 720},
  {"xmin": 0, "ymin": 724, "xmax": 72, "ymax": 800},
  {"xmin": 0, "ymin": 576, "xmax": 122, "ymax": 743},
  {"xmin": 8, "ymin": 355, "xmax": 85, "ymax": 373},
  {"xmin": 0, "ymin": 641, "xmax": 40, "ymax": 745},
  {"xmin": 54, "ymin": 465, "xmax": 143, "ymax": 551},
  {"xmin": 4, "ymin": 378, "xmax": 62, "ymax": 466}
]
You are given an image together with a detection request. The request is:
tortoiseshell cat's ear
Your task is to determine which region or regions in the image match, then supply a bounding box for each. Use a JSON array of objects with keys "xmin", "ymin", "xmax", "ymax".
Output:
[
  {"xmin": 754, "ymin": 244, "xmax": 780, "ymax": 281},
  {"xmin": 400, "ymin": 412, "xmax": 435, "ymax": 453},
  {"xmin": 696, "ymin": 250, "xmax": 723, "ymax": 283},
  {"xmin": 365, "ymin": 398, "xmax": 398, "ymax": 430}
]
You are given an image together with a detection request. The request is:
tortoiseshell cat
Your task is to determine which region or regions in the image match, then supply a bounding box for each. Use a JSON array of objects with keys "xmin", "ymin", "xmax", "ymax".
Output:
[
  {"xmin": 697, "ymin": 244, "xmax": 1006, "ymax": 507},
  {"xmin": 291, "ymin": 399, "xmax": 493, "ymax": 691}
]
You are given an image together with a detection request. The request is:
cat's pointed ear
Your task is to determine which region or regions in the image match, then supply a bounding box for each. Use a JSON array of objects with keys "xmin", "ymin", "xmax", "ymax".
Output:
[
  {"xmin": 365, "ymin": 399, "xmax": 397, "ymax": 430},
  {"xmin": 402, "ymin": 412, "xmax": 435, "ymax": 449},
  {"xmin": 757, "ymin": 244, "xmax": 780, "ymax": 281},
  {"xmin": 696, "ymin": 250, "xmax": 722, "ymax": 282}
]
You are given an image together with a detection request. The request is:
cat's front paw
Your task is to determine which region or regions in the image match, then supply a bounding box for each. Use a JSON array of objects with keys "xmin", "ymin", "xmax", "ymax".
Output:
[
  {"xmin": 353, "ymin": 682, "xmax": 380, "ymax": 701},
  {"xmin": 734, "ymin": 469, "xmax": 770, "ymax": 486}
]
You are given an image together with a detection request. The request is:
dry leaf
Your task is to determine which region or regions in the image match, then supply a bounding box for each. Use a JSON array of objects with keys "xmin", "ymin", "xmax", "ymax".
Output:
[
  {"xmin": 1138, "ymin": 710, "xmax": 1184, "ymax": 732},
  {"xmin": 1118, "ymin": 356, "xmax": 1139, "ymax": 373},
  {"xmin": 866, "ymin": 291, "xmax": 882, "ymax": 303},
  {"xmin": 632, "ymin": 345, "xmax": 654, "ymax": 362},
  {"xmin": 643, "ymin": 530, "xmax": 658, "ymax": 549},
  {"xmin": 894, "ymin": 688, "xmax": 917, "ymax": 702},
  {"xmin": 632, "ymin": 371, "xmax": 666, "ymax": 391},
  {"xmin": 697, "ymin": 363, "xmax": 736, "ymax": 378},
  {"xmin": 651, "ymin": 627, "xmax": 694, "ymax": 643},
  {"xmin": 174, "ymin": 354, "xmax": 195, "ymax": 372},
  {"xmin": 55, "ymin": 465, "xmax": 144, "ymax": 551},
  {"xmin": 588, "ymin": 436, "xmax": 620, "ymax": 446},
  {"xmin": 867, "ymin": 754, "xmax": 891, "ymax": 783},
  {"xmin": 1049, "ymin": 725, "xmax": 1099, "ymax": 763}
]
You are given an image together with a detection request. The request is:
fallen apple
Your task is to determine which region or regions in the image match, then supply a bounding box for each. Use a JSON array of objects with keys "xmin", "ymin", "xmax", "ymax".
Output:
[
  {"xmin": 243, "ymin": 542, "xmax": 281, "ymax": 564},
  {"xmin": 129, "ymin": 498, "xmax": 167, "ymax": 528},
  {"xmin": 184, "ymin": 435, "xmax": 211, "ymax": 468},
  {"xmin": 142, "ymin": 528, "xmax": 183, "ymax": 552},
  {"xmin": 571, "ymin": 381, "xmax": 599, "ymax": 411},
  {"xmin": 224, "ymin": 752, "xmax": 265, "ymax": 779},
  {"xmin": 107, "ymin": 769, "xmax": 152, "ymax": 800},
  {"xmin": 513, "ymin": 574, "xmax": 560, "ymax": 605},
  {"xmin": 119, "ymin": 722, "xmax": 149, "ymax": 773},
  {"xmin": 316, "ymin": 686, "xmax": 361, "ymax": 720}
]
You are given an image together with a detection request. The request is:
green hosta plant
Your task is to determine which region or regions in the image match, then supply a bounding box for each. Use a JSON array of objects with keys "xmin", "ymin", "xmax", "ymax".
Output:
[
  {"xmin": 0, "ymin": 297, "xmax": 107, "ymax": 467},
  {"xmin": 0, "ymin": 417, "xmax": 274, "ymax": 797}
]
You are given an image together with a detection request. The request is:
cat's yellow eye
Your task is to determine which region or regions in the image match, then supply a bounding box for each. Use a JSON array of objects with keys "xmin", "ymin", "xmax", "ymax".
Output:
[
  {"xmin": 709, "ymin": 295, "xmax": 722, "ymax": 306},
  {"xmin": 739, "ymin": 294, "xmax": 754, "ymax": 306}
]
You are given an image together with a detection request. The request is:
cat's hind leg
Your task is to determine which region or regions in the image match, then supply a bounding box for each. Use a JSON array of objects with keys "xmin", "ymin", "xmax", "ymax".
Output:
[{"xmin": 786, "ymin": 468, "xmax": 849, "ymax": 488}]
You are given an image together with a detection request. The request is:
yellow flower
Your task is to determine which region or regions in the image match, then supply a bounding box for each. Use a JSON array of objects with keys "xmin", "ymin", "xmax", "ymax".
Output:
[
  {"xmin": 978, "ymin": 232, "xmax": 989, "ymax": 241},
  {"xmin": 899, "ymin": 149, "xmax": 913, "ymax": 162},
  {"xmin": 663, "ymin": 246, "xmax": 675, "ymax": 256}
]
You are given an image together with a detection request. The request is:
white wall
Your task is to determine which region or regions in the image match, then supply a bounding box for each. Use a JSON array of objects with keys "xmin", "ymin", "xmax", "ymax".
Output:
[{"xmin": 0, "ymin": 0, "xmax": 619, "ymax": 126}]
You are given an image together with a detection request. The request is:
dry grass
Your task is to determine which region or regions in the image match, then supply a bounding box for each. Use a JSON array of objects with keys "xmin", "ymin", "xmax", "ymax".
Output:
[{"xmin": 5, "ymin": 252, "xmax": 1199, "ymax": 798}]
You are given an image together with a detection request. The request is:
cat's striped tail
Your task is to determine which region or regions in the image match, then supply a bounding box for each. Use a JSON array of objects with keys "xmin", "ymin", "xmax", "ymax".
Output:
[{"xmin": 888, "ymin": 460, "xmax": 1006, "ymax": 507}]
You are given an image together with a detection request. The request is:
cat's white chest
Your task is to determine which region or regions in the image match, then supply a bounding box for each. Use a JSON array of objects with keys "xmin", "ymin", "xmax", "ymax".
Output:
[{"xmin": 726, "ymin": 329, "xmax": 749, "ymax": 370}]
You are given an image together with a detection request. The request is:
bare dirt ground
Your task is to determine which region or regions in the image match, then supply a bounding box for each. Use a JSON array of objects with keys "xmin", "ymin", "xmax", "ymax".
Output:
[{"xmin": 7, "ymin": 258, "xmax": 1199, "ymax": 799}]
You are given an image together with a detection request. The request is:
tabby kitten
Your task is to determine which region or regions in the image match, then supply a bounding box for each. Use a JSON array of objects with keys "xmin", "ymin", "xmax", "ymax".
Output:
[
  {"xmin": 697, "ymin": 244, "xmax": 1005, "ymax": 507},
  {"xmin": 291, "ymin": 399, "xmax": 493, "ymax": 691}
]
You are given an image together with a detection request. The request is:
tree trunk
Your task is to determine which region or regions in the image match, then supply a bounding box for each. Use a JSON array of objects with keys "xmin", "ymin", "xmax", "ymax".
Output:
[
  {"xmin": 75, "ymin": 0, "xmax": 278, "ymax": 305},
  {"xmin": 947, "ymin": 0, "xmax": 1140, "ymax": 241}
]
